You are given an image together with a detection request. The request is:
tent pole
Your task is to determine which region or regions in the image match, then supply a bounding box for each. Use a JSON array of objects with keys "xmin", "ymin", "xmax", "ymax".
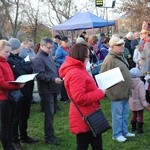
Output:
[{"xmin": 106, "ymin": 7, "xmax": 109, "ymax": 37}]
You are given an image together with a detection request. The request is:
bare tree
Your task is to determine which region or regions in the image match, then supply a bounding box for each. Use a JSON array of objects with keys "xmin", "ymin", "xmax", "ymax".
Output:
[
  {"xmin": 0, "ymin": 2, "xmax": 7, "ymax": 38},
  {"xmin": 117, "ymin": 0, "xmax": 150, "ymax": 31},
  {"xmin": 21, "ymin": 0, "xmax": 44, "ymax": 44},
  {"xmin": 1, "ymin": 0, "xmax": 22, "ymax": 37}
]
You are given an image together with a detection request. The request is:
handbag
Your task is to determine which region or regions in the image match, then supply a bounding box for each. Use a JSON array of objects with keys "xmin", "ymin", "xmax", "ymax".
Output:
[
  {"xmin": 67, "ymin": 91, "xmax": 111, "ymax": 137},
  {"xmin": 8, "ymin": 90, "xmax": 23, "ymax": 102},
  {"xmin": 84, "ymin": 108, "xmax": 111, "ymax": 136}
]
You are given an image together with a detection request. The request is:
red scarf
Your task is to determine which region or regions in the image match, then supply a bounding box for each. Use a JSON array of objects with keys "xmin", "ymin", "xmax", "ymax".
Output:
[
  {"xmin": 139, "ymin": 38, "xmax": 150, "ymax": 51},
  {"xmin": 62, "ymin": 46, "xmax": 69, "ymax": 53}
]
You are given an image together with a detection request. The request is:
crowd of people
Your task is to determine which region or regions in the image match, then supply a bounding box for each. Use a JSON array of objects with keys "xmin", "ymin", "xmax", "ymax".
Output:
[{"xmin": 0, "ymin": 21, "xmax": 150, "ymax": 150}]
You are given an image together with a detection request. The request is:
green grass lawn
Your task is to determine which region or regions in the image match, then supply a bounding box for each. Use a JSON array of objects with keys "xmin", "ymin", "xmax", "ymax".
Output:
[{"xmin": 0, "ymin": 98, "xmax": 150, "ymax": 150}]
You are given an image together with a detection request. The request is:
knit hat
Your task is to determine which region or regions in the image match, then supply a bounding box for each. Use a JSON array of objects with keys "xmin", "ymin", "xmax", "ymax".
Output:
[
  {"xmin": 8, "ymin": 38, "xmax": 21, "ymax": 50},
  {"xmin": 125, "ymin": 32, "xmax": 134, "ymax": 38},
  {"xmin": 109, "ymin": 35, "xmax": 124, "ymax": 47},
  {"xmin": 129, "ymin": 67, "xmax": 140, "ymax": 78}
]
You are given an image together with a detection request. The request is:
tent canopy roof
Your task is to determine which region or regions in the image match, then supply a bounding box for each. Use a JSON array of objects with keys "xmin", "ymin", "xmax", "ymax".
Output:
[{"xmin": 52, "ymin": 12, "xmax": 115, "ymax": 31}]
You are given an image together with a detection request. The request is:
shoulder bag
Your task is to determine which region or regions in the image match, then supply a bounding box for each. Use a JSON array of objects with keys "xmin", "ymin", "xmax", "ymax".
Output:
[{"xmin": 68, "ymin": 91, "xmax": 111, "ymax": 137}]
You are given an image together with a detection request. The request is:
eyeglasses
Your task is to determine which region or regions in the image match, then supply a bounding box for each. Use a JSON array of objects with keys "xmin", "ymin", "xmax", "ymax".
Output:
[
  {"xmin": 114, "ymin": 43, "xmax": 124, "ymax": 47},
  {"xmin": 45, "ymin": 46, "xmax": 52, "ymax": 50}
]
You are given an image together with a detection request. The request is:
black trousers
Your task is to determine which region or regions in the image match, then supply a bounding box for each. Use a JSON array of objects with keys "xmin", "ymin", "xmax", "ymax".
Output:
[
  {"xmin": 60, "ymin": 83, "xmax": 68, "ymax": 101},
  {"xmin": 12, "ymin": 100, "xmax": 22, "ymax": 143},
  {"xmin": 0, "ymin": 100, "xmax": 14, "ymax": 150},
  {"xmin": 76, "ymin": 131, "xmax": 103, "ymax": 150},
  {"xmin": 39, "ymin": 93, "xmax": 57, "ymax": 140},
  {"xmin": 19, "ymin": 80, "xmax": 34, "ymax": 139}
]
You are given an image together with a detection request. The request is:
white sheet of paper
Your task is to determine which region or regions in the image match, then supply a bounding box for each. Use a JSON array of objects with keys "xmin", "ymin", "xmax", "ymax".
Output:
[
  {"xmin": 144, "ymin": 74, "xmax": 150, "ymax": 90},
  {"xmin": 24, "ymin": 55, "xmax": 30, "ymax": 62},
  {"xmin": 95, "ymin": 67, "xmax": 125, "ymax": 90},
  {"xmin": 9, "ymin": 73, "xmax": 38, "ymax": 83}
]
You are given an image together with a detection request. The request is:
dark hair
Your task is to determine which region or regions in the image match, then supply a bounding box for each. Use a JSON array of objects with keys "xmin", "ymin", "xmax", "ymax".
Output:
[
  {"xmin": 54, "ymin": 34, "xmax": 61, "ymax": 40},
  {"xmin": 69, "ymin": 43, "xmax": 89, "ymax": 62},
  {"xmin": 103, "ymin": 37, "xmax": 110, "ymax": 44},
  {"xmin": 100, "ymin": 33, "xmax": 105, "ymax": 37},
  {"xmin": 61, "ymin": 36, "xmax": 68, "ymax": 42},
  {"xmin": 40, "ymin": 37, "xmax": 53, "ymax": 46}
]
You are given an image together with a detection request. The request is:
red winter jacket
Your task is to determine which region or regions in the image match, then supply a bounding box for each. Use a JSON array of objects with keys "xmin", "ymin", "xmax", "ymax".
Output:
[
  {"xmin": 59, "ymin": 56, "xmax": 105, "ymax": 134},
  {"xmin": 0, "ymin": 56, "xmax": 20, "ymax": 100}
]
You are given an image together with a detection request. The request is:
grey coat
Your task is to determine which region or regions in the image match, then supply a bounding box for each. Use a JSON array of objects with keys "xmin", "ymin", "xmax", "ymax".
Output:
[
  {"xmin": 32, "ymin": 50, "xmax": 60, "ymax": 94},
  {"xmin": 140, "ymin": 41, "xmax": 150, "ymax": 76}
]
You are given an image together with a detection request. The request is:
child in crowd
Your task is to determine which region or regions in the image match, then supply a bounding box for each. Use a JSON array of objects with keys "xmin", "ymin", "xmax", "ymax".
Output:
[{"xmin": 129, "ymin": 68, "xmax": 150, "ymax": 134}]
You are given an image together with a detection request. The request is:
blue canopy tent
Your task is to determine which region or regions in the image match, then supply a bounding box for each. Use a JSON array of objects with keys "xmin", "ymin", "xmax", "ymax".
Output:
[{"xmin": 52, "ymin": 12, "xmax": 115, "ymax": 30}]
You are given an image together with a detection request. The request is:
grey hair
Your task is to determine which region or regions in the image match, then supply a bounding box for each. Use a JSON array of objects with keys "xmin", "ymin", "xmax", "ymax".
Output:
[{"xmin": 40, "ymin": 37, "xmax": 53, "ymax": 46}]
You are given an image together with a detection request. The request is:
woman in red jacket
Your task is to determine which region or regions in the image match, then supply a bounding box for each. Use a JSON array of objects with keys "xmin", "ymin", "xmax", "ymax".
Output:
[
  {"xmin": 0, "ymin": 40, "xmax": 24, "ymax": 150},
  {"xmin": 59, "ymin": 43, "xmax": 105, "ymax": 150}
]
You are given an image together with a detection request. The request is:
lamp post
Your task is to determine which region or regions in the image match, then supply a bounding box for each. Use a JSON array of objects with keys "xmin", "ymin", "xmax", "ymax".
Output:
[{"xmin": 95, "ymin": 0, "xmax": 116, "ymax": 37}]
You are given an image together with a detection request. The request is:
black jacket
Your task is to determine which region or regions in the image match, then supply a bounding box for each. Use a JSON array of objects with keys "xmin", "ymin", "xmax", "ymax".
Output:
[
  {"xmin": 7, "ymin": 53, "xmax": 33, "ymax": 79},
  {"xmin": 32, "ymin": 50, "xmax": 60, "ymax": 94},
  {"xmin": 7, "ymin": 53, "xmax": 34, "ymax": 100}
]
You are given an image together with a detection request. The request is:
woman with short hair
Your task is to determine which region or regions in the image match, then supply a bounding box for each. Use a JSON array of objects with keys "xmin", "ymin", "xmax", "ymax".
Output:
[{"xmin": 59, "ymin": 43, "xmax": 105, "ymax": 150}]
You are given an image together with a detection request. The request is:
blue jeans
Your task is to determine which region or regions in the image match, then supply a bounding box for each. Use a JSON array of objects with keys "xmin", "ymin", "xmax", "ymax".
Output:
[
  {"xmin": 111, "ymin": 99, "xmax": 129, "ymax": 138},
  {"xmin": 40, "ymin": 93, "xmax": 57, "ymax": 140}
]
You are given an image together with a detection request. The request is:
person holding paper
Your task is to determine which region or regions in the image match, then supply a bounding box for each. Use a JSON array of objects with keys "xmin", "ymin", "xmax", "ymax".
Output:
[
  {"xmin": 19, "ymin": 38, "xmax": 36, "ymax": 104},
  {"xmin": 8, "ymin": 38, "xmax": 38, "ymax": 148},
  {"xmin": 19, "ymin": 38, "xmax": 35, "ymax": 61},
  {"xmin": 101, "ymin": 35, "xmax": 135, "ymax": 143},
  {"xmin": 33, "ymin": 37, "xmax": 63, "ymax": 146},
  {"xmin": 55, "ymin": 36, "xmax": 70, "ymax": 102},
  {"xmin": 59, "ymin": 43, "xmax": 105, "ymax": 150},
  {"xmin": 0, "ymin": 40, "xmax": 24, "ymax": 150}
]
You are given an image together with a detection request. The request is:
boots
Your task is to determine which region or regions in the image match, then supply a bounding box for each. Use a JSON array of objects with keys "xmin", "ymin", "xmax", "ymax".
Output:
[
  {"xmin": 137, "ymin": 122, "xmax": 144, "ymax": 134},
  {"xmin": 131, "ymin": 121, "xmax": 137, "ymax": 132}
]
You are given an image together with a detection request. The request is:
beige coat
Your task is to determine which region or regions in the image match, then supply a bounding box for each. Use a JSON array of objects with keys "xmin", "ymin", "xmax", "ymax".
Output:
[
  {"xmin": 101, "ymin": 51, "xmax": 131, "ymax": 101},
  {"xmin": 129, "ymin": 78, "xmax": 149, "ymax": 111},
  {"xmin": 140, "ymin": 41, "xmax": 150, "ymax": 76}
]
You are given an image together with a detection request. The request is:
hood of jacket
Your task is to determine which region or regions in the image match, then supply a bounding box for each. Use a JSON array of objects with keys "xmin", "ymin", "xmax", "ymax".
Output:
[
  {"xmin": 59, "ymin": 56, "xmax": 85, "ymax": 78},
  {"xmin": 131, "ymin": 78, "xmax": 141, "ymax": 89}
]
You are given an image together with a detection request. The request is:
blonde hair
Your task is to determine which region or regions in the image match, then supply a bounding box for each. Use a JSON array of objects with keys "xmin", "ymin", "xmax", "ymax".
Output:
[
  {"xmin": 0, "ymin": 40, "xmax": 10, "ymax": 51},
  {"xmin": 88, "ymin": 36, "xmax": 98, "ymax": 45}
]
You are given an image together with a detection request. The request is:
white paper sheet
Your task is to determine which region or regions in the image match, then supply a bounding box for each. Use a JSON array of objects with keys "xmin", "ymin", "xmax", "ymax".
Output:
[
  {"xmin": 144, "ymin": 74, "xmax": 150, "ymax": 90},
  {"xmin": 24, "ymin": 55, "xmax": 30, "ymax": 62},
  {"xmin": 95, "ymin": 67, "xmax": 124, "ymax": 90},
  {"xmin": 9, "ymin": 73, "xmax": 38, "ymax": 83}
]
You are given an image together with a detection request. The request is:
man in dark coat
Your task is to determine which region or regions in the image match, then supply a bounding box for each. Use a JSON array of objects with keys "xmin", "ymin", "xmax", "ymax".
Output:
[
  {"xmin": 8, "ymin": 38, "xmax": 38, "ymax": 149},
  {"xmin": 32, "ymin": 37, "xmax": 63, "ymax": 146}
]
